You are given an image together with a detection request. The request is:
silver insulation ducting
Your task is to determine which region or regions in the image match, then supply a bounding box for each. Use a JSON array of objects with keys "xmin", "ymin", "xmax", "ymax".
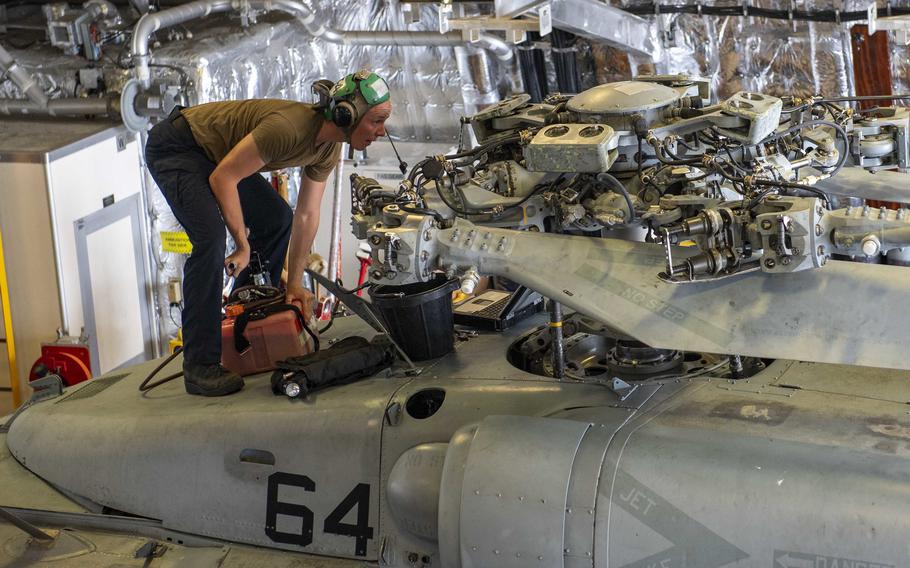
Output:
[
  {"xmin": 455, "ymin": 45, "xmax": 499, "ymax": 116},
  {"xmin": 890, "ymin": 0, "xmax": 910, "ymax": 93},
  {"xmin": 0, "ymin": 43, "xmax": 49, "ymax": 107},
  {"xmin": 586, "ymin": 0, "xmax": 861, "ymax": 99},
  {"xmin": 130, "ymin": 0, "xmax": 512, "ymax": 87},
  {"xmin": 0, "ymin": 42, "xmax": 123, "ymax": 117}
]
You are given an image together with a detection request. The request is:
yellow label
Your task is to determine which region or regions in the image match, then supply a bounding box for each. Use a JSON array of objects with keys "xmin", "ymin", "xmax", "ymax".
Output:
[{"xmin": 161, "ymin": 231, "xmax": 193, "ymax": 254}]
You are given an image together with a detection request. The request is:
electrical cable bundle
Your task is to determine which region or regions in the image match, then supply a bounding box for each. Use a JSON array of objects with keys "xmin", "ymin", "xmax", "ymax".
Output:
[
  {"xmin": 516, "ymin": 32, "xmax": 549, "ymax": 103},
  {"xmin": 624, "ymin": 1, "xmax": 910, "ymax": 23},
  {"xmin": 550, "ymin": 29, "xmax": 581, "ymax": 95}
]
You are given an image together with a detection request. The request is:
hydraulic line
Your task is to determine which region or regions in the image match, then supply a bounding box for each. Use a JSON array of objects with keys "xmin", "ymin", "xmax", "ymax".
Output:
[
  {"xmin": 138, "ymin": 347, "xmax": 183, "ymax": 392},
  {"xmin": 549, "ymin": 300, "xmax": 565, "ymax": 380},
  {"xmin": 597, "ymin": 172, "xmax": 637, "ymax": 222}
]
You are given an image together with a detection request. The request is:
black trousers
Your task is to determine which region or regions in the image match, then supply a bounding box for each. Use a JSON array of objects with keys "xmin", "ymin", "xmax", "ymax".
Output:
[{"xmin": 145, "ymin": 109, "xmax": 293, "ymax": 365}]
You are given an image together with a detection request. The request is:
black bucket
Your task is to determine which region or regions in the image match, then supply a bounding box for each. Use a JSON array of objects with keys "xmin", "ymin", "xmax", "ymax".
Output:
[{"xmin": 370, "ymin": 277, "xmax": 459, "ymax": 361}]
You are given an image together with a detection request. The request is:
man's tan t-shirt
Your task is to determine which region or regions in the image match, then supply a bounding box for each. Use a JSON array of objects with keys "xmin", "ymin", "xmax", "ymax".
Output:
[{"xmin": 181, "ymin": 100, "xmax": 341, "ymax": 182}]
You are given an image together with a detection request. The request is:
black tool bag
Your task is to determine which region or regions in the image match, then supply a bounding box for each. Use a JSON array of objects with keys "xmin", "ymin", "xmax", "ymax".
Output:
[{"xmin": 270, "ymin": 336, "xmax": 393, "ymax": 398}]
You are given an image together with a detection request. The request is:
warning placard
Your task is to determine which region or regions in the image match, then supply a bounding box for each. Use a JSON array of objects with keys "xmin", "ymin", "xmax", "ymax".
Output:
[{"xmin": 160, "ymin": 231, "xmax": 193, "ymax": 254}]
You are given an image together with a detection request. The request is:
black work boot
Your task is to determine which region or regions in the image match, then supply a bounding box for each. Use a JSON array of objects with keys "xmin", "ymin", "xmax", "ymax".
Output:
[{"xmin": 182, "ymin": 361, "xmax": 244, "ymax": 396}]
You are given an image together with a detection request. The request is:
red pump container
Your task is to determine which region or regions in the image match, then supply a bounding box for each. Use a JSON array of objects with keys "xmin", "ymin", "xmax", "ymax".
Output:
[{"xmin": 221, "ymin": 302, "xmax": 316, "ymax": 376}]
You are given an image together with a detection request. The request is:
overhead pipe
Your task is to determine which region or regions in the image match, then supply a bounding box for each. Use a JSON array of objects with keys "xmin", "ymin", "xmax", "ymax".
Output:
[
  {"xmin": 0, "ymin": 95, "xmax": 120, "ymax": 117},
  {"xmin": 130, "ymin": 0, "xmax": 512, "ymax": 87},
  {"xmin": 0, "ymin": 1, "xmax": 512, "ymax": 120},
  {"xmin": 472, "ymin": 34, "xmax": 514, "ymax": 62},
  {"xmin": 331, "ymin": 29, "xmax": 513, "ymax": 61},
  {"xmin": 0, "ymin": 42, "xmax": 123, "ymax": 118}
]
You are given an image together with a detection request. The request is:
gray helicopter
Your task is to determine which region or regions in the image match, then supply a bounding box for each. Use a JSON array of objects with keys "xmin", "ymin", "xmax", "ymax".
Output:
[{"xmin": 2, "ymin": 77, "xmax": 910, "ymax": 568}]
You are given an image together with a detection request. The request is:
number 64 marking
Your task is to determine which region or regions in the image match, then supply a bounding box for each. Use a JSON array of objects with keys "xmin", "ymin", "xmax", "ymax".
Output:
[{"xmin": 264, "ymin": 472, "xmax": 374, "ymax": 557}]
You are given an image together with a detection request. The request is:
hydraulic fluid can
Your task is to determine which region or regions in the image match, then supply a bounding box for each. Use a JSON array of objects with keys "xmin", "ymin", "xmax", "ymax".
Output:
[{"xmin": 221, "ymin": 302, "xmax": 316, "ymax": 376}]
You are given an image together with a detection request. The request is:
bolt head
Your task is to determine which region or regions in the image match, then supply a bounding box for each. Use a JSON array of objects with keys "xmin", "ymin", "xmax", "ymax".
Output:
[
  {"xmin": 862, "ymin": 238, "xmax": 879, "ymax": 256},
  {"xmin": 764, "ymin": 258, "xmax": 776, "ymax": 269},
  {"xmin": 761, "ymin": 219, "xmax": 772, "ymax": 230}
]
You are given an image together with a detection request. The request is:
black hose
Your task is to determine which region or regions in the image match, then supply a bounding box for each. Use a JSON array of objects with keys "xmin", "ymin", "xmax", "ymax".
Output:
[
  {"xmin": 647, "ymin": 137, "xmax": 702, "ymax": 166},
  {"xmin": 407, "ymin": 158, "xmax": 433, "ymax": 184},
  {"xmin": 755, "ymin": 180, "xmax": 831, "ymax": 208},
  {"xmin": 318, "ymin": 300, "xmax": 342, "ymax": 335},
  {"xmin": 597, "ymin": 173, "xmax": 637, "ymax": 222},
  {"xmin": 443, "ymin": 133, "xmax": 522, "ymax": 160},
  {"xmin": 401, "ymin": 204, "xmax": 446, "ymax": 222},
  {"xmin": 368, "ymin": 190, "xmax": 398, "ymax": 201},
  {"xmin": 139, "ymin": 347, "xmax": 183, "ymax": 392},
  {"xmin": 723, "ymin": 147, "xmax": 751, "ymax": 173},
  {"xmin": 636, "ymin": 136, "xmax": 644, "ymax": 181}
]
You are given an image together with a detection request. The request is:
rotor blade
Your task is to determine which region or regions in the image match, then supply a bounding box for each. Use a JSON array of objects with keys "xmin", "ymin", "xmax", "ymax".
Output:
[
  {"xmin": 815, "ymin": 167, "xmax": 910, "ymax": 203},
  {"xmin": 439, "ymin": 221, "xmax": 910, "ymax": 370}
]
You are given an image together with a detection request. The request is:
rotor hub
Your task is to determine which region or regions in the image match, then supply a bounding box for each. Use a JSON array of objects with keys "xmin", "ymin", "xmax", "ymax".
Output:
[{"xmin": 605, "ymin": 340, "xmax": 683, "ymax": 376}]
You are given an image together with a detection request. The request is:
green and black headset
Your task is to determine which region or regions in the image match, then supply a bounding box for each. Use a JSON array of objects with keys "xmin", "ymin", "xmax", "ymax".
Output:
[{"xmin": 313, "ymin": 70, "xmax": 391, "ymax": 134}]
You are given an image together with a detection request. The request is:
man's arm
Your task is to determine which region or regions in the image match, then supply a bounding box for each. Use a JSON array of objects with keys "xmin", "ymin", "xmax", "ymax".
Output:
[
  {"xmin": 286, "ymin": 173, "xmax": 328, "ymax": 310},
  {"xmin": 209, "ymin": 133, "xmax": 267, "ymax": 275}
]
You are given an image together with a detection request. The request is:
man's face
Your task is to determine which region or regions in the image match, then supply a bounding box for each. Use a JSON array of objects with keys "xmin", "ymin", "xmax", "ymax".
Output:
[{"xmin": 350, "ymin": 101, "xmax": 392, "ymax": 150}]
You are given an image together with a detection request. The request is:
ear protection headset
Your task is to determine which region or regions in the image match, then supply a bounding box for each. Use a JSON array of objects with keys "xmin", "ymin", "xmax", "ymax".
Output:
[{"xmin": 322, "ymin": 70, "xmax": 391, "ymax": 131}]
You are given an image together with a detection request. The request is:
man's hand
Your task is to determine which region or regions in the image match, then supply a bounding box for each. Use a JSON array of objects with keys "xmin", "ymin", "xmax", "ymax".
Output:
[
  {"xmin": 286, "ymin": 285, "xmax": 316, "ymax": 317},
  {"xmin": 209, "ymin": 134, "xmax": 265, "ymax": 276},
  {"xmin": 225, "ymin": 244, "xmax": 251, "ymax": 276},
  {"xmin": 286, "ymin": 174, "xmax": 328, "ymax": 311}
]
